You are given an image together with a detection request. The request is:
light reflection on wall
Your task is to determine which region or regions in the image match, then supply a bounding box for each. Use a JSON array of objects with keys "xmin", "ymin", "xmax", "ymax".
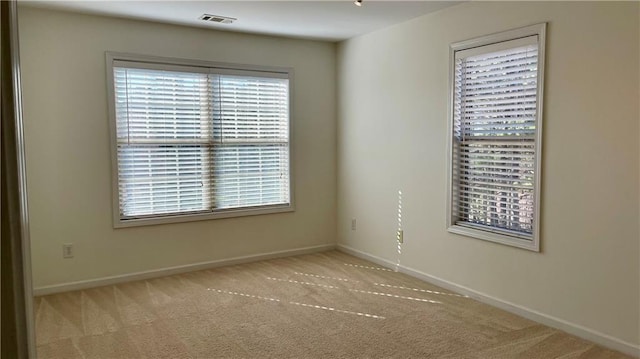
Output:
[{"xmin": 396, "ymin": 189, "xmax": 403, "ymax": 272}]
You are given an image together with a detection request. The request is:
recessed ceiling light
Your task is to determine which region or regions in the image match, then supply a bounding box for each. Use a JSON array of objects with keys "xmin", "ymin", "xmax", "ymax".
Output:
[
  {"xmin": 199, "ymin": 14, "xmax": 236, "ymax": 24},
  {"xmin": 354, "ymin": 0, "xmax": 363, "ymax": 6}
]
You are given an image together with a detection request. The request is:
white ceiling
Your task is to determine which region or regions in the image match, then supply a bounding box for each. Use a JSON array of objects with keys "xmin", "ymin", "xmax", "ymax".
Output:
[{"xmin": 19, "ymin": 1, "xmax": 461, "ymax": 41}]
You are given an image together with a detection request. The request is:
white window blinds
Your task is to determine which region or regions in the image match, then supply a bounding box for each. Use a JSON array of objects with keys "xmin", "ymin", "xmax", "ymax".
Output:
[
  {"xmin": 212, "ymin": 75, "xmax": 290, "ymax": 210},
  {"xmin": 451, "ymin": 35, "xmax": 540, "ymax": 240},
  {"xmin": 112, "ymin": 62, "xmax": 290, "ymax": 221}
]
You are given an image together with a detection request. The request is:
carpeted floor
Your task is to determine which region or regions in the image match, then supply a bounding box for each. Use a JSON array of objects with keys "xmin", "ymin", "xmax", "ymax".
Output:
[{"xmin": 34, "ymin": 250, "xmax": 631, "ymax": 358}]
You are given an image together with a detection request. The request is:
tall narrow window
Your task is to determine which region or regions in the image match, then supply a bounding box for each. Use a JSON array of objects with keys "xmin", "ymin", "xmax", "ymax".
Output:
[
  {"xmin": 447, "ymin": 24, "xmax": 545, "ymax": 251},
  {"xmin": 108, "ymin": 54, "xmax": 292, "ymax": 227}
]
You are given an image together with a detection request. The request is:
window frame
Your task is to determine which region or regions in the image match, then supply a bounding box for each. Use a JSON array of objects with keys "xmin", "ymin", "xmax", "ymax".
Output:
[
  {"xmin": 446, "ymin": 23, "xmax": 546, "ymax": 252},
  {"xmin": 106, "ymin": 52, "xmax": 295, "ymax": 228}
]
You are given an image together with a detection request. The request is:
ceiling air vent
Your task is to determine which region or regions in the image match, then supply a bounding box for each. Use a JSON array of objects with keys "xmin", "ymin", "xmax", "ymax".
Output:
[{"xmin": 199, "ymin": 14, "xmax": 236, "ymax": 24}]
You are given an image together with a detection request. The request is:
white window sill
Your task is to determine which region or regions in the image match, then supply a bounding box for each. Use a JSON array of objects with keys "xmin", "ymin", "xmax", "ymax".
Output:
[
  {"xmin": 448, "ymin": 224, "xmax": 539, "ymax": 252},
  {"xmin": 113, "ymin": 203, "xmax": 294, "ymax": 228}
]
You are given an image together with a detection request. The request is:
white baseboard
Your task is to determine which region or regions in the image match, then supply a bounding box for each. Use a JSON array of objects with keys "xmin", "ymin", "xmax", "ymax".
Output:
[
  {"xmin": 337, "ymin": 244, "xmax": 640, "ymax": 358},
  {"xmin": 34, "ymin": 244, "xmax": 336, "ymax": 297}
]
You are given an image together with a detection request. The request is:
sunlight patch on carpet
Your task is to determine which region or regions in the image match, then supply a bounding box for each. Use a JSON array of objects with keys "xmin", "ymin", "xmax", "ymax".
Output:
[
  {"xmin": 265, "ymin": 277, "xmax": 338, "ymax": 289},
  {"xmin": 374, "ymin": 283, "xmax": 469, "ymax": 298},
  {"xmin": 289, "ymin": 302, "xmax": 385, "ymax": 319},
  {"xmin": 343, "ymin": 263, "xmax": 393, "ymax": 272},
  {"xmin": 207, "ymin": 289, "xmax": 280, "ymax": 303},
  {"xmin": 348, "ymin": 289, "xmax": 441, "ymax": 304},
  {"xmin": 293, "ymin": 272, "xmax": 357, "ymax": 283}
]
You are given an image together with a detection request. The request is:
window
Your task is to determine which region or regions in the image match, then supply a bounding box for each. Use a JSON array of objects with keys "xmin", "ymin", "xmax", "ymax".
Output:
[
  {"xmin": 447, "ymin": 24, "xmax": 546, "ymax": 251},
  {"xmin": 107, "ymin": 53, "xmax": 293, "ymax": 227}
]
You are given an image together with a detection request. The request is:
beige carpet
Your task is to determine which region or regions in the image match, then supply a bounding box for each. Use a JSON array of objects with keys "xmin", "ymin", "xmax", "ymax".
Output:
[{"xmin": 35, "ymin": 250, "xmax": 631, "ymax": 358}]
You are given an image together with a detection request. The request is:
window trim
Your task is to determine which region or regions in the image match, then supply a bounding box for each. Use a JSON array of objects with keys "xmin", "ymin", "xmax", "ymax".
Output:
[
  {"xmin": 106, "ymin": 52, "xmax": 295, "ymax": 228},
  {"xmin": 445, "ymin": 23, "xmax": 546, "ymax": 252}
]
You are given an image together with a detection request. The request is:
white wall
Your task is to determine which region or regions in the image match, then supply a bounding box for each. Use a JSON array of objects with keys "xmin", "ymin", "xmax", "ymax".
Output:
[
  {"xmin": 18, "ymin": 8, "xmax": 336, "ymax": 288},
  {"xmin": 337, "ymin": 1, "xmax": 639, "ymax": 348}
]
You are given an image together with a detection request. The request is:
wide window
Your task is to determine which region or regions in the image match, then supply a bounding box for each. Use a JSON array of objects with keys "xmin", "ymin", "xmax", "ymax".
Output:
[
  {"xmin": 447, "ymin": 24, "xmax": 546, "ymax": 251},
  {"xmin": 107, "ymin": 54, "xmax": 292, "ymax": 227}
]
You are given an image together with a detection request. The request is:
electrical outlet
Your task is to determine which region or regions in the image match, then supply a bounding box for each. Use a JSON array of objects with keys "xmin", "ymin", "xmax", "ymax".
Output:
[
  {"xmin": 397, "ymin": 230, "xmax": 404, "ymax": 243},
  {"xmin": 63, "ymin": 243, "xmax": 74, "ymax": 258},
  {"xmin": 351, "ymin": 218, "xmax": 357, "ymax": 231}
]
